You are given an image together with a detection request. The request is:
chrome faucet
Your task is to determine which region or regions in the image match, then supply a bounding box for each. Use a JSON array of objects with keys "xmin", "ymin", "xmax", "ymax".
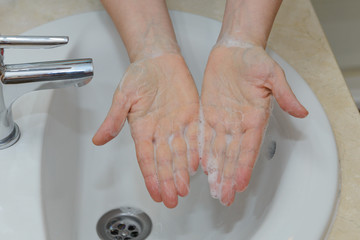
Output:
[{"xmin": 0, "ymin": 35, "xmax": 93, "ymax": 149}]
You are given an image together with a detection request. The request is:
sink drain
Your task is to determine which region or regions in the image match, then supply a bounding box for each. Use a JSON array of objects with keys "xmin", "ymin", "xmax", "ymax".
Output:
[{"xmin": 96, "ymin": 207, "xmax": 152, "ymax": 240}]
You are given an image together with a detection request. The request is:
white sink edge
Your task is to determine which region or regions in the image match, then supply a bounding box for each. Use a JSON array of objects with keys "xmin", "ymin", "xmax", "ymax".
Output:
[
  {"xmin": 0, "ymin": 10, "xmax": 341, "ymax": 240},
  {"xmin": 0, "ymin": 90, "xmax": 54, "ymax": 239}
]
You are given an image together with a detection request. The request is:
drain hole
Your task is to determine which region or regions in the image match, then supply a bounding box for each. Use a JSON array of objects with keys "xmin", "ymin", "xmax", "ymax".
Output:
[
  {"xmin": 110, "ymin": 229, "xmax": 119, "ymax": 235},
  {"xmin": 128, "ymin": 225, "xmax": 136, "ymax": 231},
  {"xmin": 97, "ymin": 207, "xmax": 152, "ymax": 240},
  {"xmin": 117, "ymin": 224, "xmax": 126, "ymax": 230}
]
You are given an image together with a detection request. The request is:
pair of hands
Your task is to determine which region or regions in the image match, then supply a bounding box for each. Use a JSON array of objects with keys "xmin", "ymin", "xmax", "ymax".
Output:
[{"xmin": 92, "ymin": 44, "xmax": 308, "ymax": 208}]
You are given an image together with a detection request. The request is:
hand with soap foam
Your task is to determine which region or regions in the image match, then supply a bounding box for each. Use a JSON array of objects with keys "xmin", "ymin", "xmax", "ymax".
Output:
[
  {"xmin": 200, "ymin": 0, "xmax": 309, "ymax": 206},
  {"xmin": 93, "ymin": 0, "xmax": 199, "ymax": 208}
]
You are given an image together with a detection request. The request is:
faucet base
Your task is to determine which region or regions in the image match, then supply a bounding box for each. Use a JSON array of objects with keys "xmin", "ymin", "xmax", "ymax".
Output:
[{"xmin": 0, "ymin": 124, "xmax": 20, "ymax": 150}]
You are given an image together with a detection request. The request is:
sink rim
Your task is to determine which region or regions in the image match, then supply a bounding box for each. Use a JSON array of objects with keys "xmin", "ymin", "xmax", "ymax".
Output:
[{"xmin": 0, "ymin": 10, "xmax": 340, "ymax": 240}]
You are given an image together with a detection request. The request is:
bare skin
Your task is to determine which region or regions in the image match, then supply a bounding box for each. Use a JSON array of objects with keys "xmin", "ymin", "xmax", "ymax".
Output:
[
  {"xmin": 93, "ymin": 53, "xmax": 199, "ymax": 208},
  {"xmin": 201, "ymin": 45, "xmax": 308, "ymax": 206},
  {"xmin": 94, "ymin": 0, "xmax": 308, "ymax": 208},
  {"xmin": 200, "ymin": 0, "xmax": 308, "ymax": 206},
  {"xmin": 93, "ymin": 0, "xmax": 199, "ymax": 208}
]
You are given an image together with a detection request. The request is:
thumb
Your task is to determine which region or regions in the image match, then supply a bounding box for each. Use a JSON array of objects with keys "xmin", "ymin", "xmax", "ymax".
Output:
[
  {"xmin": 92, "ymin": 87, "xmax": 132, "ymax": 145},
  {"xmin": 270, "ymin": 65, "xmax": 308, "ymax": 118}
]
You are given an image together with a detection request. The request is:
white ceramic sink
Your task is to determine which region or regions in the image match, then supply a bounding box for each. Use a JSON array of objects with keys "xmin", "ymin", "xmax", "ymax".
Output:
[{"xmin": 0, "ymin": 11, "xmax": 339, "ymax": 240}]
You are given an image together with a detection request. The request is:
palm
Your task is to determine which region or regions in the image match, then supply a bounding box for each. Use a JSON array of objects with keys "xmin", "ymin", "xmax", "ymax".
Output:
[
  {"xmin": 93, "ymin": 54, "xmax": 200, "ymax": 208},
  {"xmin": 200, "ymin": 46, "xmax": 307, "ymax": 206}
]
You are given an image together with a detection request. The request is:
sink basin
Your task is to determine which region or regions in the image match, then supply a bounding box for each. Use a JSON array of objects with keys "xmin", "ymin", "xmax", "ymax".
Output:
[{"xmin": 0, "ymin": 11, "xmax": 339, "ymax": 240}]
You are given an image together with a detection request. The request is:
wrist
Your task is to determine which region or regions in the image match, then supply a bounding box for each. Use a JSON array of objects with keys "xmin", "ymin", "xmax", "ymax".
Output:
[
  {"xmin": 128, "ymin": 27, "xmax": 181, "ymax": 62},
  {"xmin": 215, "ymin": 33, "xmax": 259, "ymax": 49},
  {"xmin": 130, "ymin": 40, "xmax": 181, "ymax": 63},
  {"xmin": 216, "ymin": 31, "xmax": 267, "ymax": 49},
  {"xmin": 218, "ymin": 0, "xmax": 282, "ymax": 49},
  {"xmin": 130, "ymin": 49, "xmax": 184, "ymax": 67},
  {"xmin": 217, "ymin": 13, "xmax": 268, "ymax": 49}
]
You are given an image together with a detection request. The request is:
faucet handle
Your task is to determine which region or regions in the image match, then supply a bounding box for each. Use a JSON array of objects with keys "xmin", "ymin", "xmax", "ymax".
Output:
[{"xmin": 0, "ymin": 35, "xmax": 68, "ymax": 49}]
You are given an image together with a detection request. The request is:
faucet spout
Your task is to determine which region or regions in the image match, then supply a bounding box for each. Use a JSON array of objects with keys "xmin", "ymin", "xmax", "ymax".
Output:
[
  {"xmin": 1, "ymin": 59, "xmax": 93, "ymax": 107},
  {"xmin": 0, "ymin": 35, "xmax": 94, "ymax": 149}
]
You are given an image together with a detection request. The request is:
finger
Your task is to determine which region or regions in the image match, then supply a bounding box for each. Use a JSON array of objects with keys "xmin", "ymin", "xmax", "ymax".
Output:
[
  {"xmin": 235, "ymin": 128, "xmax": 264, "ymax": 192},
  {"xmin": 270, "ymin": 65, "xmax": 308, "ymax": 118},
  {"xmin": 185, "ymin": 121, "xmax": 200, "ymax": 175},
  {"xmin": 170, "ymin": 133, "xmax": 190, "ymax": 197},
  {"xmin": 92, "ymin": 88, "xmax": 131, "ymax": 145},
  {"xmin": 200, "ymin": 122, "xmax": 214, "ymax": 175},
  {"xmin": 220, "ymin": 134, "xmax": 241, "ymax": 206},
  {"xmin": 134, "ymin": 139, "xmax": 161, "ymax": 202},
  {"xmin": 155, "ymin": 138, "xmax": 178, "ymax": 208},
  {"xmin": 208, "ymin": 127, "xmax": 226, "ymax": 199}
]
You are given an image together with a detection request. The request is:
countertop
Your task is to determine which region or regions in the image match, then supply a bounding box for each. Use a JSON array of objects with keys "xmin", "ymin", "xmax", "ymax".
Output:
[{"xmin": 1, "ymin": 0, "xmax": 359, "ymax": 239}]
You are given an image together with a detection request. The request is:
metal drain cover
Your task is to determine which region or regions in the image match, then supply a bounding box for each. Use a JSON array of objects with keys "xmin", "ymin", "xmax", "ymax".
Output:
[{"xmin": 97, "ymin": 207, "xmax": 152, "ymax": 240}]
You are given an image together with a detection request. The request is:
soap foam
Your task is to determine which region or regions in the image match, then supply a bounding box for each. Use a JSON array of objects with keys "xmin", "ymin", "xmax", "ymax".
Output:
[{"xmin": 215, "ymin": 34, "xmax": 254, "ymax": 49}]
